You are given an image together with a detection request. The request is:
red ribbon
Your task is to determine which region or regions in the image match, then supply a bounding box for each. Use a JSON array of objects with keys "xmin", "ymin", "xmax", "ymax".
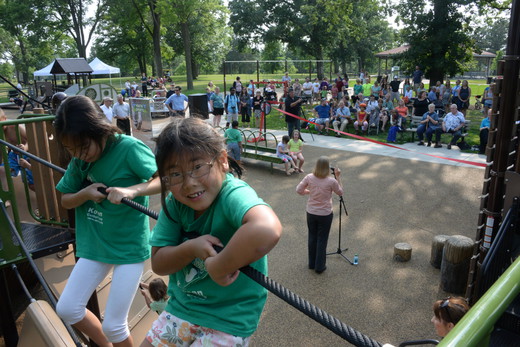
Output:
[{"xmin": 274, "ymin": 106, "xmax": 487, "ymax": 168}]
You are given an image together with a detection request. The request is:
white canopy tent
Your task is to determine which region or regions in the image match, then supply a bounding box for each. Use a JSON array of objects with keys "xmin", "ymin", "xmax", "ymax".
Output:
[
  {"xmin": 89, "ymin": 57, "xmax": 120, "ymax": 75},
  {"xmin": 89, "ymin": 57, "xmax": 121, "ymax": 86},
  {"xmin": 33, "ymin": 61, "xmax": 54, "ymax": 77}
]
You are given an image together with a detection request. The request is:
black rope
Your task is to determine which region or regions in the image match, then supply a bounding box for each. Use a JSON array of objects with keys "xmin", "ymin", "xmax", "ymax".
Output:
[
  {"xmin": 239, "ymin": 263, "xmax": 381, "ymax": 346},
  {"xmin": 0, "ymin": 138, "xmax": 383, "ymax": 347}
]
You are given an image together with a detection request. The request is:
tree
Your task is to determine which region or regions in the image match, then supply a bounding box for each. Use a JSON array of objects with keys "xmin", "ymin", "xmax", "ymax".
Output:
[
  {"xmin": 48, "ymin": 0, "xmax": 105, "ymax": 59},
  {"xmin": 474, "ymin": 17, "xmax": 510, "ymax": 52},
  {"xmin": 397, "ymin": 0, "xmax": 475, "ymax": 84},
  {"xmin": 129, "ymin": 0, "xmax": 163, "ymax": 77},
  {"xmin": 229, "ymin": 0, "xmax": 356, "ymax": 78},
  {"xmin": 164, "ymin": 0, "xmax": 228, "ymax": 89},
  {"xmin": 0, "ymin": 0, "xmax": 76, "ymax": 83},
  {"xmin": 94, "ymin": 0, "xmax": 154, "ymax": 76}
]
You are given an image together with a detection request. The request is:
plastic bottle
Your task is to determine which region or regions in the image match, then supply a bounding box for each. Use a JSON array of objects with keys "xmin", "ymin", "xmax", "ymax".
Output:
[{"xmin": 353, "ymin": 254, "xmax": 359, "ymax": 265}]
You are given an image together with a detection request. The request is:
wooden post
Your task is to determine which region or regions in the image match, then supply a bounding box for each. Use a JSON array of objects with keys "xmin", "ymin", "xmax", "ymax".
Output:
[
  {"xmin": 394, "ymin": 242, "xmax": 412, "ymax": 262},
  {"xmin": 441, "ymin": 235, "xmax": 474, "ymax": 294},
  {"xmin": 430, "ymin": 235, "xmax": 449, "ymax": 269}
]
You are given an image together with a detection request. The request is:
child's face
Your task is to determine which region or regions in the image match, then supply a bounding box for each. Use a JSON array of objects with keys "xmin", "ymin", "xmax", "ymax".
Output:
[
  {"xmin": 293, "ymin": 131, "xmax": 299, "ymax": 139},
  {"xmin": 62, "ymin": 136, "xmax": 104, "ymax": 163},
  {"xmin": 164, "ymin": 151, "xmax": 229, "ymax": 216}
]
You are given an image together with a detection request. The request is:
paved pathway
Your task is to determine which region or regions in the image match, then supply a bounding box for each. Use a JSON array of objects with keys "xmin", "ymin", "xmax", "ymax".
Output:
[{"xmin": 252, "ymin": 128, "xmax": 487, "ymax": 169}]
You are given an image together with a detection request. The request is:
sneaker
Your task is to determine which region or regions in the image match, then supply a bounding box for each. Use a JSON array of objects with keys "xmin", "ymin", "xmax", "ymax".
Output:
[
  {"xmin": 434, "ymin": 144, "xmax": 442, "ymax": 148},
  {"xmin": 417, "ymin": 142, "xmax": 425, "ymax": 146},
  {"xmin": 427, "ymin": 142, "xmax": 431, "ymax": 147},
  {"xmin": 447, "ymin": 144, "xmax": 452, "ymax": 150}
]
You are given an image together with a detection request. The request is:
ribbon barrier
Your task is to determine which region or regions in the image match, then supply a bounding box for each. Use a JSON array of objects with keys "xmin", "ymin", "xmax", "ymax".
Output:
[
  {"xmin": 274, "ymin": 106, "xmax": 487, "ymax": 168},
  {"xmin": 0, "ymin": 138, "xmax": 383, "ymax": 346}
]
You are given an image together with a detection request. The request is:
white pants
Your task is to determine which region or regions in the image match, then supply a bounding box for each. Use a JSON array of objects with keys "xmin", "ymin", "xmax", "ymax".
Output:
[{"xmin": 56, "ymin": 258, "xmax": 144, "ymax": 343}]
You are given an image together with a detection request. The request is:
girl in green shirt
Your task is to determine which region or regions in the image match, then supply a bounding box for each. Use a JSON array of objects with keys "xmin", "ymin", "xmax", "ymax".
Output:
[
  {"xmin": 55, "ymin": 95, "xmax": 161, "ymax": 347},
  {"xmin": 143, "ymin": 117, "xmax": 282, "ymax": 346}
]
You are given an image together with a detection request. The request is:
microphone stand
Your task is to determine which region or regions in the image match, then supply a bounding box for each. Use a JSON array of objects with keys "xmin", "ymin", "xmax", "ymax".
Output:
[{"xmin": 327, "ymin": 169, "xmax": 353, "ymax": 265}]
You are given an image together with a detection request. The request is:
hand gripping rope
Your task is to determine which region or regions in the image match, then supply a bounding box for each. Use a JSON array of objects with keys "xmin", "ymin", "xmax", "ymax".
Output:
[{"xmin": 0, "ymin": 139, "xmax": 382, "ymax": 347}]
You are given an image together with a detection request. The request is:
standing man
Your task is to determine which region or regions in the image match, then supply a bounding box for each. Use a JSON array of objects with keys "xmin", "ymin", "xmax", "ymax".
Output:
[
  {"xmin": 224, "ymin": 87, "xmax": 239, "ymax": 128},
  {"xmin": 100, "ymin": 97, "xmax": 114, "ymax": 123},
  {"xmin": 389, "ymin": 76, "xmax": 401, "ymax": 105},
  {"xmin": 125, "ymin": 80, "xmax": 131, "ymax": 98},
  {"xmin": 302, "ymin": 77, "xmax": 313, "ymax": 103},
  {"xmin": 313, "ymin": 98, "xmax": 333, "ymax": 135},
  {"xmin": 284, "ymin": 88, "xmax": 304, "ymax": 137},
  {"xmin": 412, "ymin": 65, "xmax": 423, "ymax": 92},
  {"xmin": 141, "ymin": 73, "xmax": 148, "ymax": 97},
  {"xmin": 166, "ymin": 84, "xmax": 176, "ymax": 99},
  {"xmin": 112, "ymin": 95, "xmax": 131, "ymax": 135},
  {"xmin": 442, "ymin": 104, "xmax": 466, "ymax": 150},
  {"xmin": 165, "ymin": 86, "xmax": 189, "ymax": 118}
]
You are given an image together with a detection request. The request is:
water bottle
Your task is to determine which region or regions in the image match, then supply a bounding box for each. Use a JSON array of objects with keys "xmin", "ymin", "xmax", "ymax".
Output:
[{"xmin": 353, "ymin": 254, "xmax": 359, "ymax": 265}]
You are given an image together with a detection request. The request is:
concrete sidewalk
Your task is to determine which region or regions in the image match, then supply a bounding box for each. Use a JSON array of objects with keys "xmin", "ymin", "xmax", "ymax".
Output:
[{"xmin": 266, "ymin": 129, "xmax": 487, "ymax": 169}]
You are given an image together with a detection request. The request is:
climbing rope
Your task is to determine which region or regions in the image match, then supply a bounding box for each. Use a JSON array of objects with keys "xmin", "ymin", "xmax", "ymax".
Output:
[{"xmin": 1, "ymin": 139, "xmax": 383, "ymax": 347}]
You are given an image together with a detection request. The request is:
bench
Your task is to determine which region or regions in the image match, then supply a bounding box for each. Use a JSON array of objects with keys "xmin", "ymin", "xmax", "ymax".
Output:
[
  {"xmin": 405, "ymin": 116, "xmax": 471, "ymax": 145},
  {"xmin": 239, "ymin": 130, "xmax": 284, "ymax": 173},
  {"xmin": 404, "ymin": 115, "xmax": 423, "ymax": 142}
]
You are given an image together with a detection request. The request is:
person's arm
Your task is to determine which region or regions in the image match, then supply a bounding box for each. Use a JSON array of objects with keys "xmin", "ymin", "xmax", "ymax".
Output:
[
  {"xmin": 105, "ymin": 174, "xmax": 161, "ymax": 204},
  {"xmin": 61, "ymin": 182, "xmax": 108, "ymax": 209},
  {"xmin": 204, "ymin": 204, "xmax": 282, "ymax": 286},
  {"xmin": 333, "ymin": 168, "xmax": 343, "ymax": 196},
  {"xmin": 151, "ymin": 234, "xmax": 224, "ymax": 275},
  {"xmin": 184, "ymin": 95, "xmax": 189, "ymax": 111}
]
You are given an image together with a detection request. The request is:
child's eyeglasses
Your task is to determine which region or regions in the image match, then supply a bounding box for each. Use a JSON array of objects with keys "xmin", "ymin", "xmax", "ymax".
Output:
[
  {"xmin": 440, "ymin": 297, "xmax": 453, "ymax": 323},
  {"xmin": 162, "ymin": 157, "xmax": 216, "ymax": 186}
]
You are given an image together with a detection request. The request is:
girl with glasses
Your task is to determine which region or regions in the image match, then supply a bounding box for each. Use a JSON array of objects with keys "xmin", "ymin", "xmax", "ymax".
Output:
[{"xmin": 143, "ymin": 117, "xmax": 282, "ymax": 346}]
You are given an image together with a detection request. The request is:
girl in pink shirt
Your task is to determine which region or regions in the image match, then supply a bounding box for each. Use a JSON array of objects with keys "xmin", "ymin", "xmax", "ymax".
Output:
[{"xmin": 296, "ymin": 156, "xmax": 343, "ymax": 273}]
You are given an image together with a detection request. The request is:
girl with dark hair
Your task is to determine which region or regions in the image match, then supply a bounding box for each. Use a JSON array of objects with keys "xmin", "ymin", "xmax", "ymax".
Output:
[
  {"xmin": 54, "ymin": 95, "xmax": 160, "ymax": 347},
  {"xmin": 143, "ymin": 117, "xmax": 282, "ymax": 346}
]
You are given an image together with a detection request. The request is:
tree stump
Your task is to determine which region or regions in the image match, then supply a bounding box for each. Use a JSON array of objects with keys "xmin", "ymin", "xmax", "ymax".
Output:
[
  {"xmin": 394, "ymin": 243, "xmax": 412, "ymax": 262},
  {"xmin": 440, "ymin": 235, "xmax": 474, "ymax": 294},
  {"xmin": 430, "ymin": 235, "xmax": 449, "ymax": 269}
]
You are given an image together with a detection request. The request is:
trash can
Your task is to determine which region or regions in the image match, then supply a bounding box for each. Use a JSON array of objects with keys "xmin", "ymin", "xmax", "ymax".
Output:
[
  {"xmin": 486, "ymin": 76, "xmax": 493, "ymax": 84},
  {"xmin": 188, "ymin": 94, "xmax": 209, "ymax": 119}
]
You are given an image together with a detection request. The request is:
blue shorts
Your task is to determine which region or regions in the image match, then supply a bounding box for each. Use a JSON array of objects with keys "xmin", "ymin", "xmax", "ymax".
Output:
[{"xmin": 8, "ymin": 151, "xmax": 34, "ymax": 185}]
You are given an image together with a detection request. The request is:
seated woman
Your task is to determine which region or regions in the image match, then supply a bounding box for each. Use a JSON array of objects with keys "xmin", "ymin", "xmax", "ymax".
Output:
[
  {"xmin": 417, "ymin": 103, "xmax": 442, "ymax": 148},
  {"xmin": 431, "ymin": 297, "xmax": 470, "ymax": 338}
]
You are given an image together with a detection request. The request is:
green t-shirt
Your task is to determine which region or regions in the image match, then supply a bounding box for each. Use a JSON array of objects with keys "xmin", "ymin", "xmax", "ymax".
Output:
[
  {"xmin": 56, "ymin": 135, "xmax": 157, "ymax": 264},
  {"xmin": 150, "ymin": 174, "xmax": 269, "ymax": 337},
  {"xmin": 363, "ymin": 83, "xmax": 373, "ymax": 96},
  {"xmin": 224, "ymin": 128, "xmax": 242, "ymax": 144}
]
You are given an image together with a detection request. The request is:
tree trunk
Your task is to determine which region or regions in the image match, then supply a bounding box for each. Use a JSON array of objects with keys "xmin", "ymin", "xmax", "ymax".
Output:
[
  {"xmin": 191, "ymin": 56, "xmax": 199, "ymax": 80},
  {"xmin": 152, "ymin": 12, "xmax": 162, "ymax": 77},
  {"xmin": 181, "ymin": 21, "xmax": 194, "ymax": 90},
  {"xmin": 17, "ymin": 36, "xmax": 29, "ymax": 84},
  {"xmin": 315, "ymin": 45, "xmax": 324, "ymax": 79}
]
